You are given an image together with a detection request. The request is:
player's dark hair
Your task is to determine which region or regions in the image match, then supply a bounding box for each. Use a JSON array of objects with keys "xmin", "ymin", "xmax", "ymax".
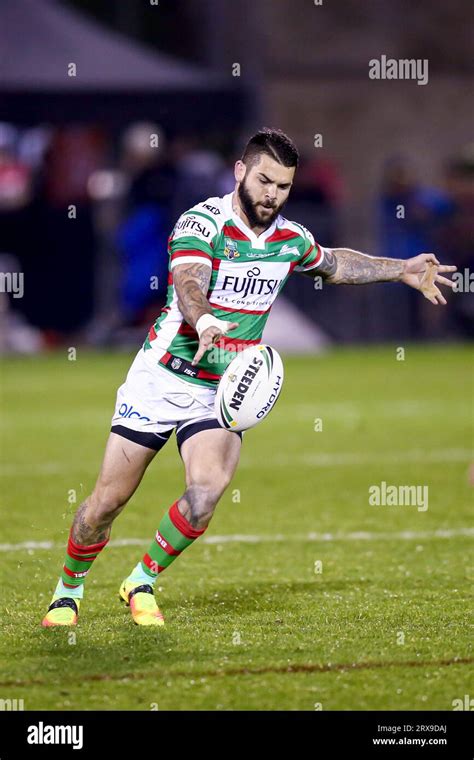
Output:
[{"xmin": 241, "ymin": 128, "xmax": 299, "ymax": 169}]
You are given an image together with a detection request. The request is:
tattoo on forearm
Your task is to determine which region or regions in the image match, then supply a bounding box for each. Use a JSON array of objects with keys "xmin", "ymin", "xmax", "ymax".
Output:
[
  {"xmin": 325, "ymin": 248, "xmax": 404, "ymax": 284},
  {"xmin": 173, "ymin": 262, "xmax": 212, "ymax": 328}
]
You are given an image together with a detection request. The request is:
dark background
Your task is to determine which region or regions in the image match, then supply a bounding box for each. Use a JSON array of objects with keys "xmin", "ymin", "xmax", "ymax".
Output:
[{"xmin": 0, "ymin": 0, "xmax": 472, "ymax": 350}]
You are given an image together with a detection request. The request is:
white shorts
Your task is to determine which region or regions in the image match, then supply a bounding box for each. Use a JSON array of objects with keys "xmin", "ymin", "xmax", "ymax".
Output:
[{"xmin": 110, "ymin": 348, "xmax": 242, "ymax": 452}]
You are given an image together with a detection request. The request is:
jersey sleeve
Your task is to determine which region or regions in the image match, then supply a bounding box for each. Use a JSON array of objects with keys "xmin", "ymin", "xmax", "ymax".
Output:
[
  {"xmin": 168, "ymin": 209, "xmax": 219, "ymax": 270},
  {"xmin": 293, "ymin": 225, "xmax": 329, "ymax": 273}
]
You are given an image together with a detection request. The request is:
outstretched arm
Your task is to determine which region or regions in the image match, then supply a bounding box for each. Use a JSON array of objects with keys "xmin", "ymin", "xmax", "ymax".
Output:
[{"xmin": 306, "ymin": 248, "xmax": 457, "ymax": 305}]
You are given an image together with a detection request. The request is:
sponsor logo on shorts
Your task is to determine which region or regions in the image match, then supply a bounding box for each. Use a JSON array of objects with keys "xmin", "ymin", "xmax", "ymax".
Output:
[{"xmin": 118, "ymin": 403, "xmax": 151, "ymax": 422}]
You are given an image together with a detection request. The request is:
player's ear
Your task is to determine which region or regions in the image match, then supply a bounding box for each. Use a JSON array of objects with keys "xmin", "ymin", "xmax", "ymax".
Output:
[{"xmin": 234, "ymin": 159, "xmax": 246, "ymax": 183}]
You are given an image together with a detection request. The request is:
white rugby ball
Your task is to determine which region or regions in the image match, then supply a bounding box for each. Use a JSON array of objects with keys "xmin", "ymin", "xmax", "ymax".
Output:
[{"xmin": 215, "ymin": 344, "xmax": 284, "ymax": 432}]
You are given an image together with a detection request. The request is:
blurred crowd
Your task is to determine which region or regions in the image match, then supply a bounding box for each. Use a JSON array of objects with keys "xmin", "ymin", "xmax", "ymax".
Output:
[
  {"xmin": 0, "ymin": 121, "xmax": 235, "ymax": 351},
  {"xmin": 377, "ymin": 154, "xmax": 474, "ymax": 338},
  {"xmin": 0, "ymin": 120, "xmax": 473, "ymax": 352}
]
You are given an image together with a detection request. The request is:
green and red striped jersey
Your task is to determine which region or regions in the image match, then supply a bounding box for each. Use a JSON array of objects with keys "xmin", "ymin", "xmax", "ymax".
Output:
[{"xmin": 143, "ymin": 191, "xmax": 328, "ymax": 387}]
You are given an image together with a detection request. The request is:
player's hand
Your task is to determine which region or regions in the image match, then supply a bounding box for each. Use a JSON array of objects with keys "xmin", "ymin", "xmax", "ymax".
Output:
[
  {"xmin": 191, "ymin": 321, "xmax": 239, "ymax": 366},
  {"xmin": 400, "ymin": 253, "xmax": 457, "ymax": 305}
]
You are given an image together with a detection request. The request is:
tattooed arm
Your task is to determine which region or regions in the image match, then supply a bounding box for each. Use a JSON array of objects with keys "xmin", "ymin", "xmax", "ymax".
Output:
[
  {"xmin": 173, "ymin": 261, "xmax": 213, "ymax": 328},
  {"xmin": 173, "ymin": 261, "xmax": 239, "ymax": 365},
  {"xmin": 305, "ymin": 248, "xmax": 456, "ymax": 304},
  {"xmin": 316, "ymin": 248, "xmax": 403, "ymax": 284}
]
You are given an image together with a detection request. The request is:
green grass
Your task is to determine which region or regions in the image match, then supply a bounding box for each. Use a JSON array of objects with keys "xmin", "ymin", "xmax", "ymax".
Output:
[{"xmin": 0, "ymin": 345, "xmax": 472, "ymax": 710}]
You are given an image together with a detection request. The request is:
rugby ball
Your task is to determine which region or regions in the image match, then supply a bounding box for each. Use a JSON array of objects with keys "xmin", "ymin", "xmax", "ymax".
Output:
[{"xmin": 215, "ymin": 344, "xmax": 284, "ymax": 432}]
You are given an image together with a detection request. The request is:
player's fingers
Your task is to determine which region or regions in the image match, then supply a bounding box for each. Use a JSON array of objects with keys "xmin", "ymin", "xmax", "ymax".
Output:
[
  {"xmin": 435, "ymin": 275, "xmax": 455, "ymax": 288},
  {"xmin": 422, "ymin": 253, "xmax": 440, "ymax": 265},
  {"xmin": 191, "ymin": 348, "xmax": 204, "ymax": 366},
  {"xmin": 423, "ymin": 291, "xmax": 438, "ymax": 305},
  {"xmin": 227, "ymin": 322, "xmax": 240, "ymax": 331},
  {"xmin": 191, "ymin": 339, "xmax": 212, "ymax": 366},
  {"xmin": 437, "ymin": 265, "xmax": 457, "ymax": 273},
  {"xmin": 191, "ymin": 328, "xmax": 225, "ymax": 365},
  {"xmin": 434, "ymin": 286, "xmax": 447, "ymax": 305}
]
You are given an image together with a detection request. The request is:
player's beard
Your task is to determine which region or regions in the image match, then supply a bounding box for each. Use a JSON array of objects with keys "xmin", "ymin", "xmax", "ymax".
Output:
[{"xmin": 237, "ymin": 179, "xmax": 283, "ymax": 229}]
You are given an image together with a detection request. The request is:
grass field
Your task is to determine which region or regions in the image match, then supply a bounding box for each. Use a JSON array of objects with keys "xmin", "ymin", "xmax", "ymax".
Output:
[{"xmin": 0, "ymin": 345, "xmax": 472, "ymax": 711}]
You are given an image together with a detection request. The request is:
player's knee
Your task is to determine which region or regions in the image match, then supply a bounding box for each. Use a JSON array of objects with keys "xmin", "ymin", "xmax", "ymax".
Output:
[{"xmin": 88, "ymin": 485, "xmax": 128, "ymax": 523}]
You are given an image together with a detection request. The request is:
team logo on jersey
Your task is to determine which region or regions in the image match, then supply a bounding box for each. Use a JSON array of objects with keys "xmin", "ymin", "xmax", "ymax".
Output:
[
  {"xmin": 171, "ymin": 357, "xmax": 182, "ymax": 370},
  {"xmin": 224, "ymin": 238, "xmax": 240, "ymax": 260},
  {"xmin": 277, "ymin": 244, "xmax": 300, "ymax": 257}
]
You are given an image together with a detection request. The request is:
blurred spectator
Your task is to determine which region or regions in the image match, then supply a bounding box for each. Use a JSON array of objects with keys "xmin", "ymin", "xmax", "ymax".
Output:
[
  {"xmin": 171, "ymin": 133, "xmax": 227, "ymax": 217},
  {"xmin": 378, "ymin": 158, "xmax": 451, "ymax": 260},
  {"xmin": 116, "ymin": 122, "xmax": 175, "ymax": 323},
  {"xmin": 0, "ymin": 123, "xmax": 32, "ymax": 260},
  {"xmin": 22, "ymin": 126, "xmax": 103, "ymax": 339},
  {"xmin": 285, "ymin": 155, "xmax": 344, "ymax": 246},
  {"xmin": 0, "ymin": 148, "xmax": 31, "ymax": 212},
  {"xmin": 377, "ymin": 158, "xmax": 452, "ymax": 338},
  {"xmin": 17, "ymin": 126, "xmax": 52, "ymax": 174},
  {"xmin": 438, "ymin": 145, "xmax": 474, "ymax": 335},
  {"xmin": 0, "ymin": 124, "xmax": 44, "ymax": 352},
  {"xmin": 439, "ymin": 146, "xmax": 474, "ymax": 269},
  {"xmin": 0, "ymin": 124, "xmax": 32, "ymax": 317}
]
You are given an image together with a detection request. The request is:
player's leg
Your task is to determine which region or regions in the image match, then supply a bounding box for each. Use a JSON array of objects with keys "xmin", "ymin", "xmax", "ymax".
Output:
[
  {"xmin": 121, "ymin": 423, "xmax": 241, "ymax": 625},
  {"xmin": 42, "ymin": 431, "xmax": 169, "ymax": 627},
  {"xmin": 70, "ymin": 431, "xmax": 159, "ymax": 544},
  {"xmin": 178, "ymin": 426, "xmax": 243, "ymax": 528}
]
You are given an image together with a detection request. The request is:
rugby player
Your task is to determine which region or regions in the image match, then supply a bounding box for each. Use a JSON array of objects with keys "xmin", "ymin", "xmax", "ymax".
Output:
[{"xmin": 42, "ymin": 128, "xmax": 456, "ymax": 627}]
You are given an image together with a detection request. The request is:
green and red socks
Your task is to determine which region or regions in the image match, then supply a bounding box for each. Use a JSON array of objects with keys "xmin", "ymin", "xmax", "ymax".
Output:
[
  {"xmin": 127, "ymin": 500, "xmax": 207, "ymax": 586},
  {"xmin": 52, "ymin": 501, "xmax": 206, "ymax": 600},
  {"xmin": 55, "ymin": 531, "xmax": 109, "ymax": 599}
]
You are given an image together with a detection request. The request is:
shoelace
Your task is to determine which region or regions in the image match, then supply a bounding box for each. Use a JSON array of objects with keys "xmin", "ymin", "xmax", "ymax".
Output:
[{"xmin": 48, "ymin": 597, "xmax": 78, "ymax": 613}]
